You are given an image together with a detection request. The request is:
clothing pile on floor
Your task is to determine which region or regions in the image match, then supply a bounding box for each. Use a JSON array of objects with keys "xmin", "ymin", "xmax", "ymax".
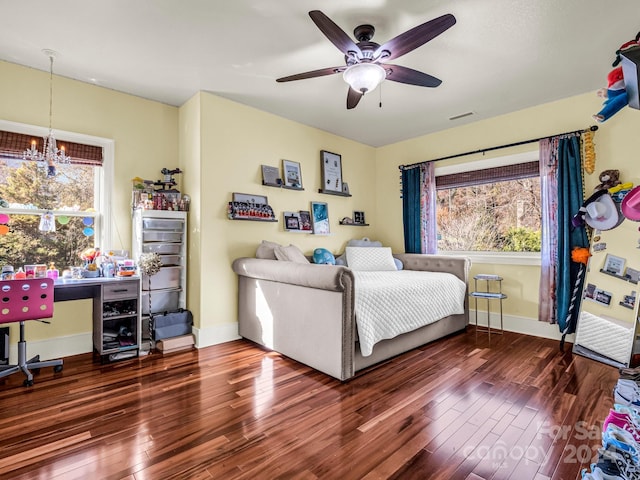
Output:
[{"xmin": 581, "ymin": 367, "xmax": 640, "ymax": 479}]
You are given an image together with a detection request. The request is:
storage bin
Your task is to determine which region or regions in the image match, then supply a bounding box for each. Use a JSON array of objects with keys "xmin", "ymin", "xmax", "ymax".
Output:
[
  {"xmin": 143, "ymin": 231, "xmax": 183, "ymax": 243},
  {"xmin": 142, "ymin": 218, "xmax": 184, "ymax": 231},
  {"xmin": 142, "ymin": 266, "xmax": 181, "ymax": 290},
  {"xmin": 142, "ymin": 288, "xmax": 181, "ymax": 314},
  {"xmin": 159, "ymin": 255, "xmax": 181, "ymax": 266},
  {"xmin": 142, "ymin": 243, "xmax": 181, "ymax": 255}
]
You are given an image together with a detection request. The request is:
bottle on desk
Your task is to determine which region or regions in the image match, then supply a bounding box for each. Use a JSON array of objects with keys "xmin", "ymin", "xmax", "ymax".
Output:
[{"xmin": 46, "ymin": 262, "xmax": 59, "ymax": 280}]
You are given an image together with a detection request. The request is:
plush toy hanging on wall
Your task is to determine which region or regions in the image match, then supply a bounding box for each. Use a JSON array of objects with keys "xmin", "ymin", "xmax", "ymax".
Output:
[{"xmin": 592, "ymin": 35, "xmax": 640, "ymax": 123}]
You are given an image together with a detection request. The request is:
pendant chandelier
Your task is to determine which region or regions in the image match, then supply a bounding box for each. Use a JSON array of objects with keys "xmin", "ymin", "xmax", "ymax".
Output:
[{"xmin": 23, "ymin": 49, "xmax": 70, "ymax": 177}]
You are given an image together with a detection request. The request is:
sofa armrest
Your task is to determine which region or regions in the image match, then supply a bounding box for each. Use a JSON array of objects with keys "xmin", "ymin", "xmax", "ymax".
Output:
[
  {"xmin": 394, "ymin": 254, "xmax": 470, "ymax": 284},
  {"xmin": 232, "ymin": 257, "xmax": 354, "ymax": 292}
]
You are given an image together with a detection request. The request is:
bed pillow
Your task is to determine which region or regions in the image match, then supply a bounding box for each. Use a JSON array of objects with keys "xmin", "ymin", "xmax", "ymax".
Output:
[
  {"xmin": 336, "ymin": 238, "xmax": 404, "ymax": 270},
  {"xmin": 256, "ymin": 240, "xmax": 281, "ymax": 260},
  {"xmin": 345, "ymin": 246, "xmax": 397, "ymax": 271},
  {"xmin": 274, "ymin": 244, "xmax": 310, "ymax": 263}
]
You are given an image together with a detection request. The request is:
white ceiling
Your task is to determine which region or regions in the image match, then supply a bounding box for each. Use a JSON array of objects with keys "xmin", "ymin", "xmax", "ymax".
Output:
[{"xmin": 1, "ymin": 0, "xmax": 639, "ymax": 147}]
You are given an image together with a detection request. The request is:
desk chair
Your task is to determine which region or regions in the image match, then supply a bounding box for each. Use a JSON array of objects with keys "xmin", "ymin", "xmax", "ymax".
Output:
[{"xmin": 0, "ymin": 278, "xmax": 63, "ymax": 387}]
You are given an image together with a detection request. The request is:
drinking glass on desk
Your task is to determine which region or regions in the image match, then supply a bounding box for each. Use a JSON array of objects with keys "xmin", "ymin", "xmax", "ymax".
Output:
[{"xmin": 71, "ymin": 267, "xmax": 83, "ymax": 279}]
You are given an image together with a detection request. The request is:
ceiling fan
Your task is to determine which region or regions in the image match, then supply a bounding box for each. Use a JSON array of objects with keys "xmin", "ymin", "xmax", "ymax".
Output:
[{"xmin": 276, "ymin": 10, "xmax": 456, "ymax": 109}]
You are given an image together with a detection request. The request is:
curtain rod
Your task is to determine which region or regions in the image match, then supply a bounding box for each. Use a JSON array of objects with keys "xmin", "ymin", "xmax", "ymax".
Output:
[{"xmin": 399, "ymin": 125, "xmax": 599, "ymax": 171}]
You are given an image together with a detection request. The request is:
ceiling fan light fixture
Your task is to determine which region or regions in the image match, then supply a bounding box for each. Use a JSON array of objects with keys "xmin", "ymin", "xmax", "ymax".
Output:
[{"xmin": 343, "ymin": 63, "xmax": 386, "ymax": 94}]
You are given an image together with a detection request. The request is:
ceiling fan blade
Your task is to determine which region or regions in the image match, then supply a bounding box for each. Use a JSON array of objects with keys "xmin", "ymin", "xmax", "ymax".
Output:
[
  {"xmin": 276, "ymin": 66, "xmax": 346, "ymax": 82},
  {"xmin": 384, "ymin": 64, "xmax": 442, "ymax": 87},
  {"xmin": 346, "ymin": 87, "xmax": 363, "ymax": 109},
  {"xmin": 309, "ymin": 10, "xmax": 362, "ymax": 58},
  {"xmin": 374, "ymin": 13, "xmax": 456, "ymax": 62}
]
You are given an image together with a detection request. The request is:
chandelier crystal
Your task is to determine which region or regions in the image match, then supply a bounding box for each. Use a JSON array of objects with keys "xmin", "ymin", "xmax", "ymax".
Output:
[{"xmin": 23, "ymin": 50, "xmax": 70, "ymax": 177}]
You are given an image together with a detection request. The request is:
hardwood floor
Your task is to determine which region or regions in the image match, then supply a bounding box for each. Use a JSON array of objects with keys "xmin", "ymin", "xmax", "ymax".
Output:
[{"xmin": 0, "ymin": 327, "xmax": 619, "ymax": 480}]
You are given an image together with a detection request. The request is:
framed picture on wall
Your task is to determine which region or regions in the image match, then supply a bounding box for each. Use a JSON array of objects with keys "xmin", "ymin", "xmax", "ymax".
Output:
[
  {"xmin": 283, "ymin": 211, "xmax": 301, "ymax": 231},
  {"xmin": 299, "ymin": 210, "xmax": 312, "ymax": 231},
  {"xmin": 603, "ymin": 254, "xmax": 626, "ymax": 277},
  {"xmin": 311, "ymin": 201, "xmax": 330, "ymax": 235},
  {"xmin": 261, "ymin": 165, "xmax": 281, "ymax": 186},
  {"xmin": 320, "ymin": 150, "xmax": 342, "ymax": 193},
  {"xmin": 282, "ymin": 160, "xmax": 303, "ymax": 189}
]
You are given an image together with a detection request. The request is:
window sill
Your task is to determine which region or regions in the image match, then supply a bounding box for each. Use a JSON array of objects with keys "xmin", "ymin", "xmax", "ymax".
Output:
[{"xmin": 439, "ymin": 251, "xmax": 541, "ymax": 266}]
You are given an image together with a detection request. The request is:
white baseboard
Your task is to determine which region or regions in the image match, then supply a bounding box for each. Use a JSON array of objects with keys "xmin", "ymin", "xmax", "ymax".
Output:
[
  {"xmin": 4, "ymin": 323, "xmax": 241, "ymax": 363},
  {"xmin": 470, "ymin": 309, "xmax": 575, "ymax": 343},
  {"xmin": 5, "ymin": 316, "xmax": 567, "ymax": 364},
  {"xmin": 7, "ymin": 333, "xmax": 93, "ymax": 364},
  {"xmin": 192, "ymin": 322, "xmax": 240, "ymax": 348}
]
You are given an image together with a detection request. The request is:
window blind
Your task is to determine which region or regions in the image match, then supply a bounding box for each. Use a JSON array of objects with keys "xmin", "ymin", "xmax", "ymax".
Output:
[
  {"xmin": 435, "ymin": 161, "xmax": 539, "ymax": 190},
  {"xmin": 0, "ymin": 130, "xmax": 103, "ymax": 166}
]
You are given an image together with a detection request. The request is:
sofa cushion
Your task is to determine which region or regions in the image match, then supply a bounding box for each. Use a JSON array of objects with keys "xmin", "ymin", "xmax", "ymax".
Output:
[
  {"xmin": 345, "ymin": 246, "xmax": 397, "ymax": 271},
  {"xmin": 274, "ymin": 244, "xmax": 310, "ymax": 263},
  {"xmin": 256, "ymin": 240, "xmax": 281, "ymax": 260}
]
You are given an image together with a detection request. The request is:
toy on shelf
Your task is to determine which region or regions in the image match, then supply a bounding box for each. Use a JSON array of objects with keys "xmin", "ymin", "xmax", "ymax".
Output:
[
  {"xmin": 132, "ymin": 168, "xmax": 190, "ymax": 212},
  {"xmin": 595, "ymin": 169, "xmax": 621, "ymax": 192}
]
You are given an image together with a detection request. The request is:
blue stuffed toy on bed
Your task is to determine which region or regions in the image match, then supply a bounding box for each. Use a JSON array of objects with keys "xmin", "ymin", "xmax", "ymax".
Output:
[{"xmin": 313, "ymin": 248, "xmax": 336, "ymax": 265}]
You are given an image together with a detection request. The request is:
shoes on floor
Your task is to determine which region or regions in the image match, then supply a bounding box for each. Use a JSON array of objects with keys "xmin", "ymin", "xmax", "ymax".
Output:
[
  {"xmin": 613, "ymin": 379, "xmax": 640, "ymax": 413},
  {"xmin": 581, "ymin": 465, "xmax": 624, "ymax": 479},
  {"xmin": 604, "ymin": 410, "xmax": 640, "ymax": 443},
  {"xmin": 614, "ymin": 404, "xmax": 640, "ymax": 427},
  {"xmin": 596, "ymin": 445, "xmax": 640, "ymax": 480},
  {"xmin": 620, "ymin": 366, "xmax": 640, "ymax": 377},
  {"xmin": 603, "ymin": 423, "xmax": 640, "ymax": 462}
]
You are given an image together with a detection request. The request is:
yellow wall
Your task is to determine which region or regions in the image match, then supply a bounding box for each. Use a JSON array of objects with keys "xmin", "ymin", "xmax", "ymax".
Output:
[
  {"xmin": 178, "ymin": 93, "xmax": 202, "ymax": 328},
  {"xmin": 376, "ymin": 91, "xmax": 640, "ymax": 320},
  {"xmin": 0, "ymin": 60, "xmax": 178, "ymax": 342},
  {"xmin": 3, "ymin": 55, "xmax": 640, "ymax": 350},
  {"xmin": 190, "ymin": 92, "xmax": 376, "ymax": 337}
]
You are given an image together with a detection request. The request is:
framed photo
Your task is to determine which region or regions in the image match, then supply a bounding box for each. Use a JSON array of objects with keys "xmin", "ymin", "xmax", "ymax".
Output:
[
  {"xmin": 620, "ymin": 290, "xmax": 637, "ymax": 309},
  {"xmin": 282, "ymin": 160, "xmax": 303, "ymax": 189},
  {"xmin": 625, "ymin": 267, "xmax": 640, "ymax": 284},
  {"xmin": 283, "ymin": 211, "xmax": 301, "ymax": 231},
  {"xmin": 261, "ymin": 165, "xmax": 281, "ymax": 186},
  {"xmin": 593, "ymin": 288, "xmax": 612, "ymax": 306},
  {"xmin": 603, "ymin": 254, "xmax": 626, "ymax": 277},
  {"xmin": 320, "ymin": 150, "xmax": 343, "ymax": 193},
  {"xmin": 299, "ymin": 210, "xmax": 312, "ymax": 231},
  {"xmin": 311, "ymin": 201, "xmax": 330, "ymax": 235},
  {"xmin": 232, "ymin": 192, "xmax": 268, "ymax": 205},
  {"xmin": 583, "ymin": 283, "xmax": 596, "ymax": 300},
  {"xmin": 353, "ymin": 211, "xmax": 366, "ymax": 225}
]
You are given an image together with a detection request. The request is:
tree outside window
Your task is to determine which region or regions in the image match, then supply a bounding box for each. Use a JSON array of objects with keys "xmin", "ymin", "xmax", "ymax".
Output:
[
  {"xmin": 0, "ymin": 159, "xmax": 96, "ymax": 269},
  {"xmin": 436, "ymin": 168, "xmax": 541, "ymax": 253}
]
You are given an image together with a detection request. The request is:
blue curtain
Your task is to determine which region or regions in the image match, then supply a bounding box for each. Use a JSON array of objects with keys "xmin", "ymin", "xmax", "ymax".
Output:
[
  {"xmin": 556, "ymin": 135, "xmax": 589, "ymax": 335},
  {"xmin": 540, "ymin": 134, "xmax": 588, "ymax": 335},
  {"xmin": 402, "ymin": 163, "xmax": 437, "ymax": 254},
  {"xmin": 402, "ymin": 167, "xmax": 422, "ymax": 253}
]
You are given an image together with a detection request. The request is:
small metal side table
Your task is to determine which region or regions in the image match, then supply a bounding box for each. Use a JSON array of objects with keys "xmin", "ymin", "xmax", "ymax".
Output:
[{"xmin": 470, "ymin": 274, "xmax": 507, "ymax": 341}]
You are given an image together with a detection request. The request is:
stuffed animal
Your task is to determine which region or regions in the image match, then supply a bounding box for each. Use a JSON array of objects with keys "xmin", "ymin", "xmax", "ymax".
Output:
[
  {"xmin": 592, "ymin": 66, "xmax": 628, "ymax": 123},
  {"xmin": 592, "ymin": 38, "xmax": 640, "ymax": 123},
  {"xmin": 595, "ymin": 169, "xmax": 621, "ymax": 191}
]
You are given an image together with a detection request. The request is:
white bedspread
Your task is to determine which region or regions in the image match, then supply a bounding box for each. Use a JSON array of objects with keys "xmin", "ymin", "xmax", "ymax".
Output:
[{"xmin": 353, "ymin": 270, "xmax": 466, "ymax": 357}]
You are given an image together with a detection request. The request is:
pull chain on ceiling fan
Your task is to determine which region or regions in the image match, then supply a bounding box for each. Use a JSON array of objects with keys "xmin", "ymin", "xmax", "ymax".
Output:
[{"xmin": 276, "ymin": 10, "xmax": 456, "ymax": 109}]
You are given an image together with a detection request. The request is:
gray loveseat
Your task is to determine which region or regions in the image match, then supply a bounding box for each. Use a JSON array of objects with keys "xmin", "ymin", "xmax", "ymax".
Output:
[{"xmin": 231, "ymin": 253, "xmax": 470, "ymax": 381}]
